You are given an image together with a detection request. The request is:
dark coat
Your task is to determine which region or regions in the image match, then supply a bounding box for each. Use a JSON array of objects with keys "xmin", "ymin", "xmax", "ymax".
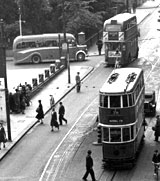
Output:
[
  {"xmin": 50, "ymin": 111, "xmax": 59, "ymax": 128},
  {"xmin": 59, "ymin": 105, "xmax": 65, "ymax": 115},
  {"xmin": 155, "ymin": 119, "xmax": 160, "ymax": 136},
  {"xmin": 152, "ymin": 153, "xmax": 159, "ymax": 163},
  {"xmin": 36, "ymin": 103, "xmax": 44, "ymax": 119},
  {"xmin": 0, "ymin": 127, "xmax": 6, "ymax": 143},
  {"xmin": 86, "ymin": 155, "xmax": 93, "ymax": 169}
]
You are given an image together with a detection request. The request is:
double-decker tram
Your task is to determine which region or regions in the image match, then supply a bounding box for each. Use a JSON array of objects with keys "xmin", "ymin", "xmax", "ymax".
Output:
[
  {"xmin": 103, "ymin": 13, "xmax": 139, "ymax": 67},
  {"xmin": 99, "ymin": 68, "xmax": 145, "ymax": 167}
]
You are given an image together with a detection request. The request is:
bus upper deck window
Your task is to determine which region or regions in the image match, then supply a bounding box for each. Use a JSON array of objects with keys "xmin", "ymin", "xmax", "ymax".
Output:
[
  {"xmin": 110, "ymin": 96, "xmax": 120, "ymax": 108},
  {"xmin": 110, "ymin": 128, "xmax": 121, "ymax": 142}
]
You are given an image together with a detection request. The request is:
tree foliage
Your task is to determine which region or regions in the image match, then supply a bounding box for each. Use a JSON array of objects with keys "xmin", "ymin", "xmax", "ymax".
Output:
[{"xmin": 0, "ymin": 0, "xmax": 125, "ymax": 47}]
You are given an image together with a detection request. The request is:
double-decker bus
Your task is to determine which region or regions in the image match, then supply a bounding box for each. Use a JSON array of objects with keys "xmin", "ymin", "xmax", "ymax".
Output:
[
  {"xmin": 13, "ymin": 33, "xmax": 88, "ymax": 64},
  {"xmin": 99, "ymin": 68, "xmax": 145, "ymax": 166},
  {"xmin": 103, "ymin": 13, "xmax": 139, "ymax": 67}
]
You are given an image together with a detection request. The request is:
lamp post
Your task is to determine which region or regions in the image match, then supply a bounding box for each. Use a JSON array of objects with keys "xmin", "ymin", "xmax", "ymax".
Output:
[
  {"xmin": 19, "ymin": 8, "xmax": 25, "ymax": 36},
  {"xmin": 62, "ymin": 0, "xmax": 71, "ymax": 84},
  {"xmin": 0, "ymin": 20, "xmax": 11, "ymax": 141}
]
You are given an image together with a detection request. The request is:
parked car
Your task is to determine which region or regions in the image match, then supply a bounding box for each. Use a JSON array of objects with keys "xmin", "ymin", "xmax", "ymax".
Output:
[{"xmin": 144, "ymin": 90, "xmax": 156, "ymax": 116}]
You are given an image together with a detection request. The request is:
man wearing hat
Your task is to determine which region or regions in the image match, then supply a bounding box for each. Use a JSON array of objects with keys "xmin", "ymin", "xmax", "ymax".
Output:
[{"xmin": 82, "ymin": 150, "xmax": 97, "ymax": 181}]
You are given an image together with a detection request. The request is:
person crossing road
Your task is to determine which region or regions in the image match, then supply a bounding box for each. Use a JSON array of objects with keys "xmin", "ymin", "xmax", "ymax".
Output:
[{"xmin": 58, "ymin": 102, "xmax": 67, "ymax": 125}]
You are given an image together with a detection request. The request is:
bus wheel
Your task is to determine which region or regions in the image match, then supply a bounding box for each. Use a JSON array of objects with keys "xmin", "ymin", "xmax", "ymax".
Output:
[
  {"xmin": 77, "ymin": 52, "xmax": 85, "ymax": 61},
  {"xmin": 32, "ymin": 55, "xmax": 41, "ymax": 64}
]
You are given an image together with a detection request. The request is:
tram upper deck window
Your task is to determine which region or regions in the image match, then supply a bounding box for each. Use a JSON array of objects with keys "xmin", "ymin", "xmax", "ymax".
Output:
[
  {"xmin": 100, "ymin": 95, "xmax": 108, "ymax": 107},
  {"xmin": 110, "ymin": 128, "xmax": 121, "ymax": 142},
  {"xmin": 123, "ymin": 94, "xmax": 128, "ymax": 107},
  {"xmin": 103, "ymin": 127, "xmax": 109, "ymax": 141},
  {"xmin": 110, "ymin": 96, "xmax": 120, "ymax": 108}
]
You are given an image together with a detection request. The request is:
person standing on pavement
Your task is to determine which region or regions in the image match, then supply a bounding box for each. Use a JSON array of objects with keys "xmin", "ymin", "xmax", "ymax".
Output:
[
  {"xmin": 154, "ymin": 115, "xmax": 160, "ymax": 141},
  {"xmin": 49, "ymin": 95, "xmax": 55, "ymax": 108},
  {"xmin": 82, "ymin": 150, "xmax": 97, "ymax": 181},
  {"xmin": 75, "ymin": 72, "xmax": 81, "ymax": 92},
  {"xmin": 58, "ymin": 102, "xmax": 67, "ymax": 125},
  {"xmin": 36, "ymin": 100, "xmax": 44, "ymax": 124},
  {"xmin": 50, "ymin": 108, "xmax": 59, "ymax": 131},
  {"xmin": 96, "ymin": 39, "xmax": 103, "ymax": 55},
  {"xmin": 0, "ymin": 123, "xmax": 6, "ymax": 150}
]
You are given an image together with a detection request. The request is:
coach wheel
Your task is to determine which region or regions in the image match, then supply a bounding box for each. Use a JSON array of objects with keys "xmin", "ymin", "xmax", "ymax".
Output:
[
  {"xmin": 77, "ymin": 52, "xmax": 85, "ymax": 61},
  {"xmin": 32, "ymin": 55, "xmax": 41, "ymax": 64}
]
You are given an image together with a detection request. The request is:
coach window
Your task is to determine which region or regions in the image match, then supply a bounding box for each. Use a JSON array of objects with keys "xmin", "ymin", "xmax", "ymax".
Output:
[
  {"xmin": 103, "ymin": 127, "xmax": 109, "ymax": 142},
  {"xmin": 110, "ymin": 96, "xmax": 120, "ymax": 108},
  {"xmin": 110, "ymin": 128, "xmax": 121, "ymax": 142},
  {"xmin": 122, "ymin": 127, "xmax": 130, "ymax": 141}
]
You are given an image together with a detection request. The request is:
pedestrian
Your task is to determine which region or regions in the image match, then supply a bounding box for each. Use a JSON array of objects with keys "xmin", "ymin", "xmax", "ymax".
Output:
[
  {"xmin": 0, "ymin": 123, "xmax": 6, "ymax": 150},
  {"xmin": 36, "ymin": 100, "xmax": 44, "ymax": 124},
  {"xmin": 75, "ymin": 72, "xmax": 81, "ymax": 92},
  {"xmin": 49, "ymin": 95, "xmax": 55, "ymax": 108},
  {"xmin": 152, "ymin": 150, "xmax": 159, "ymax": 175},
  {"xmin": 82, "ymin": 150, "xmax": 97, "ymax": 181},
  {"xmin": 96, "ymin": 39, "xmax": 103, "ymax": 55},
  {"xmin": 50, "ymin": 108, "xmax": 59, "ymax": 131},
  {"xmin": 154, "ymin": 115, "xmax": 160, "ymax": 141},
  {"xmin": 58, "ymin": 102, "xmax": 67, "ymax": 125},
  {"xmin": 20, "ymin": 95, "xmax": 26, "ymax": 114}
]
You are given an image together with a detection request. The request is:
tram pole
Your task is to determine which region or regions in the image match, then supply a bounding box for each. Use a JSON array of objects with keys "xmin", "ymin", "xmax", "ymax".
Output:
[{"xmin": 0, "ymin": 19, "xmax": 12, "ymax": 141}]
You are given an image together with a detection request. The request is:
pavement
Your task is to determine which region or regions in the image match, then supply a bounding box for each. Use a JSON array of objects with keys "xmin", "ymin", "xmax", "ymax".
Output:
[{"xmin": 1, "ymin": 0, "xmax": 160, "ymax": 180}]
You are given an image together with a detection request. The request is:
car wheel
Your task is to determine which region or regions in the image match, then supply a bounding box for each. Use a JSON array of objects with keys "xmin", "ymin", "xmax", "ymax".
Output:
[
  {"xmin": 77, "ymin": 52, "xmax": 85, "ymax": 61},
  {"xmin": 32, "ymin": 55, "xmax": 41, "ymax": 64}
]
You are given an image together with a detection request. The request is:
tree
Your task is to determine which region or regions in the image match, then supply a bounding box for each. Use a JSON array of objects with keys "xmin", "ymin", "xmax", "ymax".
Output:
[
  {"xmin": 19, "ymin": 0, "xmax": 51, "ymax": 34},
  {"xmin": 0, "ymin": 0, "xmax": 19, "ymax": 24}
]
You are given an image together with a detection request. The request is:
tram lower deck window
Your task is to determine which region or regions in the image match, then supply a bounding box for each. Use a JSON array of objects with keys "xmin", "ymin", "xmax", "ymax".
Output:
[
  {"xmin": 103, "ymin": 127, "xmax": 109, "ymax": 141},
  {"xmin": 122, "ymin": 127, "xmax": 130, "ymax": 141},
  {"xmin": 110, "ymin": 128, "xmax": 121, "ymax": 142}
]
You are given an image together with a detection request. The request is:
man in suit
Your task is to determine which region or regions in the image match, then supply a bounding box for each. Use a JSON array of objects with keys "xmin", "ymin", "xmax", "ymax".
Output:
[
  {"xmin": 82, "ymin": 150, "xmax": 97, "ymax": 181},
  {"xmin": 58, "ymin": 102, "xmax": 67, "ymax": 125}
]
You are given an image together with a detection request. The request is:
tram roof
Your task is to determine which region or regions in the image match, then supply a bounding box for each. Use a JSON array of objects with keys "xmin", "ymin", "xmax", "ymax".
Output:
[
  {"xmin": 103, "ymin": 13, "xmax": 136, "ymax": 27},
  {"xmin": 100, "ymin": 68, "xmax": 142, "ymax": 94}
]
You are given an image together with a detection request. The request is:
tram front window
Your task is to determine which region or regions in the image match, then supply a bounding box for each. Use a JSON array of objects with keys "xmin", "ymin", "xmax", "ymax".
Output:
[
  {"xmin": 110, "ymin": 96, "xmax": 120, "ymax": 108},
  {"xmin": 110, "ymin": 128, "xmax": 121, "ymax": 142}
]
